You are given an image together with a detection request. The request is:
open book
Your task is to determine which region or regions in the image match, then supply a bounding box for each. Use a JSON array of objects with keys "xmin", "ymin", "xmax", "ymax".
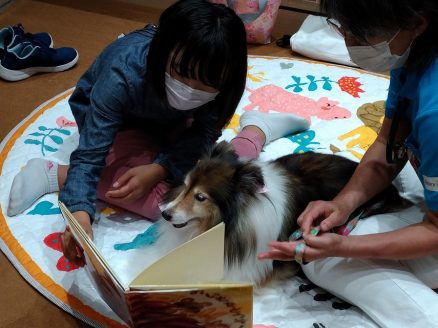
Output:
[{"xmin": 59, "ymin": 202, "xmax": 253, "ymax": 327}]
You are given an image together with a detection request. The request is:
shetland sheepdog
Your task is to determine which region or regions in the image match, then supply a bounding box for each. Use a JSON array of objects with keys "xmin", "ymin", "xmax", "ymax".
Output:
[{"xmin": 155, "ymin": 142, "xmax": 408, "ymax": 286}]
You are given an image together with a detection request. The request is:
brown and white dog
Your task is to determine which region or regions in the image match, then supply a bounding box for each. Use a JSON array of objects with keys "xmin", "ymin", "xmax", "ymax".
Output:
[{"xmin": 156, "ymin": 142, "xmax": 408, "ymax": 286}]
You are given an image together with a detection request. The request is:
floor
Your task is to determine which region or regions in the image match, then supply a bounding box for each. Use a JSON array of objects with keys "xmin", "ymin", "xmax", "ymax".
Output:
[{"xmin": 0, "ymin": 1, "xmax": 304, "ymax": 326}]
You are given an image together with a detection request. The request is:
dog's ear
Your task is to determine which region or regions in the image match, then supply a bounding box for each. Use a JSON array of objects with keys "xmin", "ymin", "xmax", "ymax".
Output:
[
  {"xmin": 209, "ymin": 141, "xmax": 238, "ymax": 163},
  {"xmin": 233, "ymin": 162, "xmax": 265, "ymax": 195}
]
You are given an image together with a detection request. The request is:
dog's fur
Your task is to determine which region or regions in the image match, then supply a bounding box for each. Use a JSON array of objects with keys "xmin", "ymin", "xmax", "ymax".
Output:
[{"xmin": 156, "ymin": 142, "xmax": 409, "ymax": 286}]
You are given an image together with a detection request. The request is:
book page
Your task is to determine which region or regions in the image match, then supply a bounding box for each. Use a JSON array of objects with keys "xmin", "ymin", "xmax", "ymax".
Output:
[
  {"xmin": 59, "ymin": 202, "xmax": 132, "ymax": 324},
  {"xmin": 59, "ymin": 202, "xmax": 125, "ymax": 289},
  {"xmin": 130, "ymin": 281, "xmax": 252, "ymax": 291},
  {"xmin": 124, "ymin": 284, "xmax": 253, "ymax": 328},
  {"xmin": 130, "ymin": 223, "xmax": 225, "ymax": 287}
]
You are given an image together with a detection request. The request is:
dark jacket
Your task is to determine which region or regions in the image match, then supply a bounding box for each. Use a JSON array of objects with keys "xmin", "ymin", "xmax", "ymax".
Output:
[{"xmin": 59, "ymin": 25, "xmax": 222, "ymax": 218}]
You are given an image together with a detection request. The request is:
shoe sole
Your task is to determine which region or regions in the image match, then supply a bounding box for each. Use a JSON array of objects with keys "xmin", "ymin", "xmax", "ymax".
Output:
[{"xmin": 0, "ymin": 51, "xmax": 79, "ymax": 82}]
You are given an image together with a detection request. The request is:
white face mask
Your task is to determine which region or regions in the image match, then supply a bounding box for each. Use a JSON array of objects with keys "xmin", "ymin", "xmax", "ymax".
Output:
[
  {"xmin": 165, "ymin": 72, "xmax": 219, "ymax": 111},
  {"xmin": 347, "ymin": 30, "xmax": 411, "ymax": 72}
]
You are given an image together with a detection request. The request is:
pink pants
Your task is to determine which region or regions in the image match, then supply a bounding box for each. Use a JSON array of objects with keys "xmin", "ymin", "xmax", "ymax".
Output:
[{"xmin": 97, "ymin": 129, "xmax": 264, "ymax": 220}]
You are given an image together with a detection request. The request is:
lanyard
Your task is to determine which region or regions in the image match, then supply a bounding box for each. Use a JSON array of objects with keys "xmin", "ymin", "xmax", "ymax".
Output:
[{"xmin": 386, "ymin": 97, "xmax": 410, "ymax": 164}]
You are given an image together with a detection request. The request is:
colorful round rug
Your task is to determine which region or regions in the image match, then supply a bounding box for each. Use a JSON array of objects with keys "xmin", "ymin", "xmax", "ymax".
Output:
[{"xmin": 1, "ymin": 56, "xmax": 399, "ymax": 327}]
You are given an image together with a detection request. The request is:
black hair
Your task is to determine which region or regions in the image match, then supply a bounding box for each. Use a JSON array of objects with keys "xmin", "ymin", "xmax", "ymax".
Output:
[
  {"xmin": 147, "ymin": 0, "xmax": 247, "ymax": 129},
  {"xmin": 320, "ymin": 0, "xmax": 438, "ymax": 71}
]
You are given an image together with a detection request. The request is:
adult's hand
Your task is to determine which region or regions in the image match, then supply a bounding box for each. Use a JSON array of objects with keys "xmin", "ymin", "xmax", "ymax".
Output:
[
  {"xmin": 258, "ymin": 232, "xmax": 348, "ymax": 263},
  {"xmin": 297, "ymin": 200, "xmax": 352, "ymax": 235}
]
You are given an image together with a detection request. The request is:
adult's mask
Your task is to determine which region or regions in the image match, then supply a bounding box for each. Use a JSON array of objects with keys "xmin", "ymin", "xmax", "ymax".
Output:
[
  {"xmin": 165, "ymin": 73, "xmax": 219, "ymax": 111},
  {"xmin": 347, "ymin": 30, "xmax": 411, "ymax": 72}
]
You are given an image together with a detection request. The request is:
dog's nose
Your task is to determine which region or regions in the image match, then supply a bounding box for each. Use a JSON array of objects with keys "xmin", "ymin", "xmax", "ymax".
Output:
[{"xmin": 161, "ymin": 210, "xmax": 172, "ymax": 221}]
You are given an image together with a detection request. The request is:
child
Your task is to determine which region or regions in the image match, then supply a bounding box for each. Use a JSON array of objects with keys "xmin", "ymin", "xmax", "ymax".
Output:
[
  {"xmin": 259, "ymin": 1, "xmax": 438, "ymax": 327},
  {"xmin": 8, "ymin": 0, "xmax": 309, "ymax": 265}
]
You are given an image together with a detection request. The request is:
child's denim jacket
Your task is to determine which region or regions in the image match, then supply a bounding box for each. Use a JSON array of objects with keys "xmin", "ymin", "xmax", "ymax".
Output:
[{"xmin": 59, "ymin": 25, "xmax": 221, "ymax": 219}]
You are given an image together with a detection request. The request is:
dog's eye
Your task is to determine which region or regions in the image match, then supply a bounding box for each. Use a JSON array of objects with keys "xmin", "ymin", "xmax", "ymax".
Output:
[{"xmin": 194, "ymin": 193, "xmax": 207, "ymax": 202}]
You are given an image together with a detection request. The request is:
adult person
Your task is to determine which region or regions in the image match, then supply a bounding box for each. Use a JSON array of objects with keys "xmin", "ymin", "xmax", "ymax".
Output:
[{"xmin": 259, "ymin": 1, "xmax": 438, "ymax": 327}]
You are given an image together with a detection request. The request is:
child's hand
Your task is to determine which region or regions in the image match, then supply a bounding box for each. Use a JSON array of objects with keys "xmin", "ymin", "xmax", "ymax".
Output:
[
  {"xmin": 105, "ymin": 164, "xmax": 167, "ymax": 203},
  {"xmin": 61, "ymin": 211, "xmax": 93, "ymax": 266}
]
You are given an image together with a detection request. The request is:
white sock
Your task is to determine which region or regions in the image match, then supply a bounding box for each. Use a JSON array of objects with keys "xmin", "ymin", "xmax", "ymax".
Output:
[
  {"xmin": 7, "ymin": 158, "xmax": 59, "ymax": 216},
  {"xmin": 240, "ymin": 111, "xmax": 310, "ymax": 145}
]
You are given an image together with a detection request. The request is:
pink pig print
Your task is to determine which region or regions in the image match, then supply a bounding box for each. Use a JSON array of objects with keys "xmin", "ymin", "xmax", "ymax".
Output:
[{"xmin": 244, "ymin": 84, "xmax": 351, "ymax": 122}]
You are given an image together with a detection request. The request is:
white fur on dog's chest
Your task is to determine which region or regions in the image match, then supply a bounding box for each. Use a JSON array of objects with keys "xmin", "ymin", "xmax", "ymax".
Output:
[{"xmin": 225, "ymin": 162, "xmax": 290, "ymax": 284}]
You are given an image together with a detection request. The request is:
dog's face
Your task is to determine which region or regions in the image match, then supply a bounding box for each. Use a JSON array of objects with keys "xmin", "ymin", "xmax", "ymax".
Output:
[
  {"xmin": 161, "ymin": 142, "xmax": 264, "ymax": 233},
  {"xmin": 161, "ymin": 165, "xmax": 231, "ymax": 232}
]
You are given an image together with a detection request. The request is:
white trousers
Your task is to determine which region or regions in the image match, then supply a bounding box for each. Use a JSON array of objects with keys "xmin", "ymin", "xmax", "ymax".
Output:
[{"xmin": 302, "ymin": 163, "xmax": 438, "ymax": 328}]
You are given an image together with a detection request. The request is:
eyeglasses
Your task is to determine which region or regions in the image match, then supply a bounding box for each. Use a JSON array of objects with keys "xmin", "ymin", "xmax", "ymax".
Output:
[
  {"xmin": 326, "ymin": 18, "xmax": 352, "ymax": 38},
  {"xmin": 325, "ymin": 18, "xmax": 372, "ymax": 46},
  {"xmin": 386, "ymin": 98, "xmax": 410, "ymax": 164},
  {"xmin": 326, "ymin": 17, "xmax": 401, "ymax": 47}
]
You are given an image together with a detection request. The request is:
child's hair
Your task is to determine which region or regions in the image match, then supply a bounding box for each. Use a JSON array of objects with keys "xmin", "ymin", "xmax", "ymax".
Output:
[
  {"xmin": 147, "ymin": 0, "xmax": 247, "ymax": 129},
  {"xmin": 320, "ymin": 0, "xmax": 438, "ymax": 71}
]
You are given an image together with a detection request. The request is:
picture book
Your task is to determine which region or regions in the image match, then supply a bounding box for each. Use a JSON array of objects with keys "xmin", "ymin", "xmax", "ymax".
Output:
[{"xmin": 59, "ymin": 202, "xmax": 253, "ymax": 328}]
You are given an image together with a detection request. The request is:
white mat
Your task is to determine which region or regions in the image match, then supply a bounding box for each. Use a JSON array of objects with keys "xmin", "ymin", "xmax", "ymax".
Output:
[{"xmin": 1, "ymin": 56, "xmax": 397, "ymax": 327}]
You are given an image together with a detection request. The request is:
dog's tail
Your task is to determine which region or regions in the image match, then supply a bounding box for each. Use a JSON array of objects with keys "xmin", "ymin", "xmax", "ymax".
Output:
[{"xmin": 360, "ymin": 184, "xmax": 413, "ymax": 218}]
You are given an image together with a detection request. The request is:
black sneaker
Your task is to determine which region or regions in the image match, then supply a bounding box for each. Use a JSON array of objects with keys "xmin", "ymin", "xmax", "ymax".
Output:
[
  {"xmin": 12, "ymin": 24, "xmax": 53, "ymax": 47},
  {"xmin": 0, "ymin": 34, "xmax": 78, "ymax": 81},
  {"xmin": 0, "ymin": 24, "xmax": 53, "ymax": 58}
]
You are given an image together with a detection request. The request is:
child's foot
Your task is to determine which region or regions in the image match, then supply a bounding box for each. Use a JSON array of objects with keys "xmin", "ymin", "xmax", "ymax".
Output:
[
  {"xmin": 240, "ymin": 111, "xmax": 310, "ymax": 145},
  {"xmin": 7, "ymin": 158, "xmax": 59, "ymax": 216}
]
